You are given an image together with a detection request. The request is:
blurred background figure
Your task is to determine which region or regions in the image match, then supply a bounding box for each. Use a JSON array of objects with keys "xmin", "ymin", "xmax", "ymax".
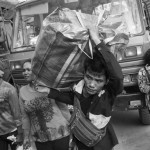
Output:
[{"xmin": 0, "ymin": 60, "xmax": 22, "ymax": 150}]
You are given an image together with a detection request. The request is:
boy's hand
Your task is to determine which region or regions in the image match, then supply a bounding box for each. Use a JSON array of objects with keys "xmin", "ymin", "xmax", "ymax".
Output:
[{"xmin": 35, "ymin": 85, "xmax": 50, "ymax": 94}]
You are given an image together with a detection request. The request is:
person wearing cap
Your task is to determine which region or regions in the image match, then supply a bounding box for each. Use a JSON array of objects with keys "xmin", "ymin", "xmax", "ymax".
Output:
[
  {"xmin": 35, "ymin": 26, "xmax": 123, "ymax": 150},
  {"xmin": 0, "ymin": 60, "xmax": 22, "ymax": 150}
]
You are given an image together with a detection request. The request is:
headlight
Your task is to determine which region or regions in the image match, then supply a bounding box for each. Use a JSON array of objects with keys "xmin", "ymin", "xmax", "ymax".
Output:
[
  {"xmin": 123, "ymin": 75, "xmax": 131, "ymax": 83},
  {"xmin": 10, "ymin": 61, "xmax": 22, "ymax": 70},
  {"xmin": 15, "ymin": 64, "xmax": 21, "ymax": 69},
  {"xmin": 123, "ymin": 74, "xmax": 138, "ymax": 83},
  {"xmin": 125, "ymin": 46, "xmax": 142, "ymax": 57}
]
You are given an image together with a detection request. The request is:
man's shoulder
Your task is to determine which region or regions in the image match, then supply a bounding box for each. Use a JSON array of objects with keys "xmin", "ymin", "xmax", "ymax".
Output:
[{"xmin": 2, "ymin": 80, "xmax": 15, "ymax": 89}]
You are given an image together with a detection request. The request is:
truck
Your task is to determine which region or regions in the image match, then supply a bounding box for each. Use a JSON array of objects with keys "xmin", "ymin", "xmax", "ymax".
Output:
[{"xmin": 1, "ymin": 0, "xmax": 150, "ymax": 124}]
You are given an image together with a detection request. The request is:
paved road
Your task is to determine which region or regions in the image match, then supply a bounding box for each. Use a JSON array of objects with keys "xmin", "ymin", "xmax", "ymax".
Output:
[{"xmin": 112, "ymin": 110, "xmax": 150, "ymax": 150}]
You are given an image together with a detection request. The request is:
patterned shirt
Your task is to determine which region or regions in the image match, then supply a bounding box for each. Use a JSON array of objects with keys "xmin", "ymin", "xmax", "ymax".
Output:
[
  {"xmin": 0, "ymin": 80, "xmax": 22, "ymax": 135},
  {"xmin": 19, "ymin": 85, "xmax": 70, "ymax": 142},
  {"xmin": 138, "ymin": 65, "xmax": 150, "ymax": 109}
]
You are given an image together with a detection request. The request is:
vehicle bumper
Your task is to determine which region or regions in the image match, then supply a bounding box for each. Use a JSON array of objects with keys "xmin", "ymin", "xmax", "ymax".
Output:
[{"xmin": 113, "ymin": 92, "xmax": 145, "ymax": 111}]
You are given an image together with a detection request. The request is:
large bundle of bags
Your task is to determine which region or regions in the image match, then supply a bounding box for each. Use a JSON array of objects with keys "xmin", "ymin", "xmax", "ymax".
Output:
[
  {"xmin": 32, "ymin": 8, "xmax": 98, "ymax": 88},
  {"xmin": 31, "ymin": 8, "xmax": 99, "ymax": 120}
]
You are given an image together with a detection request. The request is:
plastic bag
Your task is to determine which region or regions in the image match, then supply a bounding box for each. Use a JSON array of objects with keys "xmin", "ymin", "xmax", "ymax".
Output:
[
  {"xmin": 32, "ymin": 8, "xmax": 95, "ymax": 89},
  {"xmin": 32, "ymin": 7, "xmax": 127, "ymax": 88}
]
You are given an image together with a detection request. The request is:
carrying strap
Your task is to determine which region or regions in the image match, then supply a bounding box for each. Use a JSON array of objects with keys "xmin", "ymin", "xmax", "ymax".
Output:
[
  {"xmin": 74, "ymin": 94, "xmax": 82, "ymax": 112},
  {"xmin": 75, "ymin": 11, "xmax": 93, "ymax": 59},
  {"xmin": 73, "ymin": 94, "xmax": 91, "ymax": 119}
]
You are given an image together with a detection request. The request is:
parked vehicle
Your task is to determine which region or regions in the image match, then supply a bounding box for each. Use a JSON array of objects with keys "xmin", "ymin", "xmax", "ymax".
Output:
[{"xmin": 1, "ymin": 0, "xmax": 150, "ymax": 124}]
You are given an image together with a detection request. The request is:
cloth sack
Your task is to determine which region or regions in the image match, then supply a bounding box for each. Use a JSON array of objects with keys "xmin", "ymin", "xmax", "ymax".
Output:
[{"xmin": 69, "ymin": 96, "xmax": 106, "ymax": 147}]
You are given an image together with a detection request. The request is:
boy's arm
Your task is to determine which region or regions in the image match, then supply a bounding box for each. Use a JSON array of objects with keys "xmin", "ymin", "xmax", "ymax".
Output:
[
  {"xmin": 8, "ymin": 86, "xmax": 23, "ymax": 144},
  {"xmin": 96, "ymin": 42, "xmax": 123, "ymax": 96},
  {"xmin": 48, "ymin": 88, "xmax": 74, "ymax": 105},
  {"xmin": 8, "ymin": 87, "xmax": 22, "ymax": 132},
  {"xmin": 88, "ymin": 27, "xmax": 123, "ymax": 96}
]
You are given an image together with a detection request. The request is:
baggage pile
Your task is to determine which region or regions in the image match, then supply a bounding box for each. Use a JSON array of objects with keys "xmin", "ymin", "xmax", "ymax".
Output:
[{"xmin": 32, "ymin": 7, "xmax": 127, "ymax": 88}]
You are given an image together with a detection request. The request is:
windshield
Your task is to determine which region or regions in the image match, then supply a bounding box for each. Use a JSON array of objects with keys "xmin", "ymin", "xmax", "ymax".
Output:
[
  {"xmin": 13, "ymin": 12, "xmax": 49, "ymax": 51},
  {"xmin": 12, "ymin": 2, "xmax": 50, "ymax": 52},
  {"xmin": 0, "ymin": 20, "xmax": 12, "ymax": 55},
  {"xmin": 93, "ymin": 0, "xmax": 143, "ymax": 36},
  {"xmin": 12, "ymin": 0, "xmax": 143, "ymax": 52}
]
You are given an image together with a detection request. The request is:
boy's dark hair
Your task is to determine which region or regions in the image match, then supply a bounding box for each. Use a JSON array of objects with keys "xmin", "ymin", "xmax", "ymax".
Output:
[
  {"xmin": 84, "ymin": 51, "xmax": 109, "ymax": 79},
  {"xmin": 144, "ymin": 49, "xmax": 150, "ymax": 65}
]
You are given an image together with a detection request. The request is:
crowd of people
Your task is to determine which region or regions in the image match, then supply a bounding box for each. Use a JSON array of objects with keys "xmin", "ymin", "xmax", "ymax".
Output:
[{"xmin": 0, "ymin": 25, "xmax": 149, "ymax": 150}]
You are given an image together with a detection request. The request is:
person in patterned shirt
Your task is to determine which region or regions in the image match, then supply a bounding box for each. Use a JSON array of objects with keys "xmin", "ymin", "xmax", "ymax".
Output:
[
  {"xmin": 19, "ymin": 61, "xmax": 71, "ymax": 150},
  {"xmin": 138, "ymin": 49, "xmax": 150, "ymax": 111}
]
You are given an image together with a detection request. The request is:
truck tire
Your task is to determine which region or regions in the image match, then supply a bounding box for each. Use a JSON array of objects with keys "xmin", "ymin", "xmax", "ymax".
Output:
[{"xmin": 139, "ymin": 108, "xmax": 150, "ymax": 125}]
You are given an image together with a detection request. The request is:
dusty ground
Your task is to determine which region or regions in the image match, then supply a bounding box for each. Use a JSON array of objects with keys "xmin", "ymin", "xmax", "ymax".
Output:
[
  {"xmin": 9, "ymin": 110, "xmax": 150, "ymax": 150},
  {"xmin": 112, "ymin": 110, "xmax": 150, "ymax": 150}
]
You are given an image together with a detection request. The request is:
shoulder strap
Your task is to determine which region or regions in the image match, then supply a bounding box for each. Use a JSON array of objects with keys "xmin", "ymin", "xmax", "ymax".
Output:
[
  {"xmin": 74, "ymin": 94, "xmax": 82, "ymax": 110},
  {"xmin": 0, "ymin": 27, "xmax": 5, "ymax": 42},
  {"xmin": 144, "ymin": 66, "xmax": 150, "ymax": 82},
  {"xmin": 74, "ymin": 94, "xmax": 91, "ymax": 119}
]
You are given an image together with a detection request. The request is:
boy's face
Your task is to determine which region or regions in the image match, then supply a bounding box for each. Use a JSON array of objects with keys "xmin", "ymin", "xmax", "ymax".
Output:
[{"xmin": 84, "ymin": 70, "xmax": 107, "ymax": 95}]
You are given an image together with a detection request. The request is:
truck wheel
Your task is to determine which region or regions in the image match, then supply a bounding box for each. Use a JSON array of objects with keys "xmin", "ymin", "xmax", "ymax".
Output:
[{"xmin": 139, "ymin": 108, "xmax": 150, "ymax": 125}]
